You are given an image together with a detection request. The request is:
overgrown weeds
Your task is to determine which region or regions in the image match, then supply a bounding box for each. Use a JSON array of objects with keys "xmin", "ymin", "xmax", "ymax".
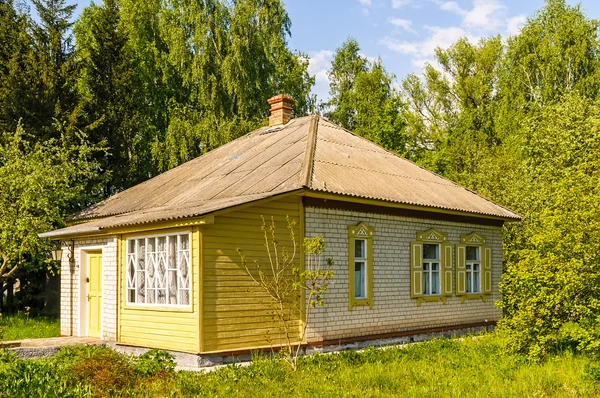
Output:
[{"xmin": 0, "ymin": 333, "xmax": 597, "ymax": 397}]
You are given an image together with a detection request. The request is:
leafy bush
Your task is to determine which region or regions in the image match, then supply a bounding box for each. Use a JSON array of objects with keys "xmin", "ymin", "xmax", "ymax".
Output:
[
  {"xmin": 67, "ymin": 347, "xmax": 135, "ymax": 395},
  {"xmin": 498, "ymin": 93, "xmax": 600, "ymax": 360},
  {"xmin": 135, "ymin": 349, "xmax": 175, "ymax": 377}
]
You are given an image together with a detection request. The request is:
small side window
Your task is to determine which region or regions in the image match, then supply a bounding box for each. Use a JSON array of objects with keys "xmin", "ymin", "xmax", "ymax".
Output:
[
  {"xmin": 348, "ymin": 222, "xmax": 374, "ymax": 310},
  {"xmin": 411, "ymin": 228, "xmax": 452, "ymax": 305},
  {"xmin": 457, "ymin": 233, "xmax": 492, "ymax": 302}
]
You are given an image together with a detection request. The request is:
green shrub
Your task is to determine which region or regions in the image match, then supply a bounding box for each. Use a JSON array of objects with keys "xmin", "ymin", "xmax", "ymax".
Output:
[
  {"xmin": 66, "ymin": 346, "xmax": 135, "ymax": 396},
  {"xmin": 135, "ymin": 349, "xmax": 175, "ymax": 377}
]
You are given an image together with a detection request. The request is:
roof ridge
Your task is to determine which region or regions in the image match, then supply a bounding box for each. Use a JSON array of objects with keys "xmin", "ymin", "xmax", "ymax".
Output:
[{"xmin": 300, "ymin": 115, "xmax": 319, "ymax": 187}]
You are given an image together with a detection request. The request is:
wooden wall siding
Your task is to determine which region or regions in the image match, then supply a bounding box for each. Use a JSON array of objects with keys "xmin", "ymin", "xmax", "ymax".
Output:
[
  {"xmin": 202, "ymin": 196, "xmax": 303, "ymax": 353},
  {"xmin": 118, "ymin": 227, "xmax": 201, "ymax": 353}
]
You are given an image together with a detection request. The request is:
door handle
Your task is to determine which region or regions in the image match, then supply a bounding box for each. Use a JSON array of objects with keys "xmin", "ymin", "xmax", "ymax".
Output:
[{"xmin": 87, "ymin": 294, "xmax": 91, "ymax": 301}]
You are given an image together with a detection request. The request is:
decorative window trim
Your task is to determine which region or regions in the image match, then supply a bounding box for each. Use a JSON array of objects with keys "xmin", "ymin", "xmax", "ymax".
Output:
[
  {"xmin": 348, "ymin": 222, "xmax": 374, "ymax": 310},
  {"xmin": 410, "ymin": 228, "xmax": 453, "ymax": 306},
  {"xmin": 125, "ymin": 231, "xmax": 192, "ymax": 309},
  {"xmin": 456, "ymin": 232, "xmax": 492, "ymax": 303}
]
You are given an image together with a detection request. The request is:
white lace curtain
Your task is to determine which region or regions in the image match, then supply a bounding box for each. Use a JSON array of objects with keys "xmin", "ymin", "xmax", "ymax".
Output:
[{"xmin": 126, "ymin": 234, "xmax": 191, "ymax": 306}]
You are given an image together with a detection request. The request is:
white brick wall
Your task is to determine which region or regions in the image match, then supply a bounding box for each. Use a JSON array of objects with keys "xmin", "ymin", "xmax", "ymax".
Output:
[
  {"xmin": 304, "ymin": 207, "xmax": 503, "ymax": 342},
  {"xmin": 60, "ymin": 236, "xmax": 118, "ymax": 341}
]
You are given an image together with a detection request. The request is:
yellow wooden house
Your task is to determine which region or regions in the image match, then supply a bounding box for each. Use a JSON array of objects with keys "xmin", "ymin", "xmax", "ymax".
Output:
[{"xmin": 41, "ymin": 95, "xmax": 520, "ymax": 356}]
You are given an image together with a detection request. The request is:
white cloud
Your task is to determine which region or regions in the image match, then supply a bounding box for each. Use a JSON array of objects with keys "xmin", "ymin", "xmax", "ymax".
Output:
[
  {"xmin": 507, "ymin": 15, "xmax": 527, "ymax": 36},
  {"xmin": 308, "ymin": 50, "xmax": 334, "ymax": 83},
  {"xmin": 439, "ymin": 1, "xmax": 465, "ymax": 15},
  {"xmin": 381, "ymin": 26, "xmax": 476, "ymax": 58},
  {"xmin": 358, "ymin": 0, "xmax": 372, "ymax": 5},
  {"xmin": 308, "ymin": 50, "xmax": 334, "ymax": 102},
  {"xmin": 392, "ymin": 0, "xmax": 412, "ymax": 8},
  {"xmin": 434, "ymin": 0, "xmax": 505, "ymax": 31},
  {"xmin": 389, "ymin": 17, "xmax": 417, "ymax": 34},
  {"xmin": 463, "ymin": 0, "xmax": 505, "ymax": 30}
]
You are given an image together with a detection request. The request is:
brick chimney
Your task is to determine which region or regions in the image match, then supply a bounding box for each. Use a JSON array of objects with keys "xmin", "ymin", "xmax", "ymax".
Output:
[{"xmin": 267, "ymin": 94, "xmax": 294, "ymax": 127}]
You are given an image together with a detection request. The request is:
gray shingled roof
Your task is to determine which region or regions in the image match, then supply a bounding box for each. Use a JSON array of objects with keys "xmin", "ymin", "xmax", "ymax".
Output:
[{"xmin": 41, "ymin": 115, "xmax": 520, "ymax": 238}]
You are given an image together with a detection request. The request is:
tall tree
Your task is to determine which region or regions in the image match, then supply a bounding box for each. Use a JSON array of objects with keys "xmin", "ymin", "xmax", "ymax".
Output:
[
  {"xmin": 325, "ymin": 38, "xmax": 368, "ymax": 129},
  {"xmin": 75, "ymin": 0, "xmax": 150, "ymax": 195},
  {"xmin": 116, "ymin": 0, "xmax": 315, "ymax": 172},
  {"xmin": 0, "ymin": 124, "xmax": 100, "ymax": 290},
  {"xmin": 402, "ymin": 36, "xmax": 504, "ymax": 182},
  {"xmin": 0, "ymin": 0, "xmax": 35, "ymax": 134},
  {"xmin": 29, "ymin": 0, "xmax": 78, "ymax": 140},
  {"xmin": 325, "ymin": 38, "xmax": 406, "ymax": 153},
  {"xmin": 401, "ymin": 0, "xmax": 600, "ymax": 359}
]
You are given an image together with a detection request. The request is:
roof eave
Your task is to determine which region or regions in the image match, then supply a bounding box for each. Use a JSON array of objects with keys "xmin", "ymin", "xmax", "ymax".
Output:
[
  {"xmin": 38, "ymin": 226, "xmax": 103, "ymax": 240},
  {"xmin": 303, "ymin": 189, "xmax": 521, "ymax": 222}
]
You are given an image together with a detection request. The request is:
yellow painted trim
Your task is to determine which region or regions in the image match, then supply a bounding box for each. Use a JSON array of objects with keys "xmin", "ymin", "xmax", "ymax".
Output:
[
  {"xmin": 116, "ymin": 341, "xmax": 199, "ymax": 355},
  {"xmin": 412, "ymin": 228, "xmax": 451, "ymax": 306},
  {"xmin": 298, "ymin": 197, "xmax": 306, "ymax": 342},
  {"xmin": 116, "ymin": 235, "xmax": 123, "ymax": 343},
  {"xmin": 195, "ymin": 226, "xmax": 203, "ymax": 353},
  {"xmin": 416, "ymin": 295, "xmax": 446, "ymax": 306},
  {"xmin": 460, "ymin": 232, "xmax": 486, "ymax": 244},
  {"xmin": 305, "ymin": 191, "xmax": 516, "ymax": 221},
  {"xmin": 456, "ymin": 236, "xmax": 491, "ymax": 302},
  {"xmin": 460, "ymin": 294, "xmax": 486, "ymax": 304},
  {"xmin": 122, "ymin": 229, "xmax": 195, "ymax": 313},
  {"xmin": 348, "ymin": 222, "xmax": 374, "ymax": 310}
]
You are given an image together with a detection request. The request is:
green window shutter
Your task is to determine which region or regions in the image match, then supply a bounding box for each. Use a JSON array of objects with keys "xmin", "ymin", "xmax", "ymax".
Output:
[
  {"xmin": 348, "ymin": 235, "xmax": 355, "ymax": 310},
  {"xmin": 367, "ymin": 237, "xmax": 373, "ymax": 308},
  {"xmin": 410, "ymin": 241, "xmax": 424, "ymax": 299},
  {"xmin": 456, "ymin": 244, "xmax": 467, "ymax": 296},
  {"xmin": 482, "ymin": 245, "xmax": 492, "ymax": 295},
  {"xmin": 442, "ymin": 243, "xmax": 453, "ymax": 297}
]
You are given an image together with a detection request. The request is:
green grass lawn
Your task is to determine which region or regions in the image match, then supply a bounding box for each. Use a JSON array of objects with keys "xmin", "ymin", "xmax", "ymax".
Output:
[
  {"xmin": 0, "ymin": 313, "xmax": 60, "ymax": 341},
  {"xmin": 0, "ymin": 332, "xmax": 598, "ymax": 397}
]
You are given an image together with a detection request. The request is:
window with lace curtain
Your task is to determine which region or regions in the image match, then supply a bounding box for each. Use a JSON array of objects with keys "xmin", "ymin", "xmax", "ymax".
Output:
[{"xmin": 126, "ymin": 233, "xmax": 191, "ymax": 307}]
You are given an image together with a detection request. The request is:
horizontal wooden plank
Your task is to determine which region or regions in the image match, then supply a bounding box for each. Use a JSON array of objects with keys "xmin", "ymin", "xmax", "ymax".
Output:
[
  {"xmin": 203, "ymin": 335, "xmax": 301, "ymax": 352},
  {"xmin": 203, "ymin": 314, "xmax": 284, "ymax": 326},
  {"xmin": 204, "ymin": 234, "xmax": 296, "ymax": 245},
  {"xmin": 121, "ymin": 309, "xmax": 197, "ymax": 320},
  {"xmin": 121, "ymin": 325, "xmax": 197, "ymax": 339},
  {"xmin": 119, "ymin": 335, "xmax": 198, "ymax": 353},
  {"xmin": 120, "ymin": 319, "xmax": 198, "ymax": 333},
  {"xmin": 203, "ymin": 327, "xmax": 300, "ymax": 341},
  {"xmin": 198, "ymin": 197, "xmax": 301, "ymax": 353},
  {"xmin": 204, "ymin": 321, "xmax": 300, "ymax": 334}
]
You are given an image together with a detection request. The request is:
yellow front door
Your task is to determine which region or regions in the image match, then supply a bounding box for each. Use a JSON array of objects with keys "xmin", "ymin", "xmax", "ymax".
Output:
[{"xmin": 87, "ymin": 252, "xmax": 102, "ymax": 338}]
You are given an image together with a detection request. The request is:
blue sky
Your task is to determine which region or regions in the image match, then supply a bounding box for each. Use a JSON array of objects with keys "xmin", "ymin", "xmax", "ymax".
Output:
[{"xmin": 70, "ymin": 0, "xmax": 600, "ymax": 102}]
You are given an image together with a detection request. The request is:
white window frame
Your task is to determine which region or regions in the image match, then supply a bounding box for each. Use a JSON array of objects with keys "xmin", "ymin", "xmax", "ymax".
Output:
[
  {"xmin": 125, "ymin": 231, "xmax": 191, "ymax": 308},
  {"xmin": 423, "ymin": 243, "xmax": 441, "ymax": 296},
  {"xmin": 466, "ymin": 245, "xmax": 481, "ymax": 294},
  {"xmin": 354, "ymin": 238, "xmax": 367, "ymax": 300}
]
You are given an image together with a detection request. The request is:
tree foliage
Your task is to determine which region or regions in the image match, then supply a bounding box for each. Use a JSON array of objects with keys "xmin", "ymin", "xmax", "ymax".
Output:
[
  {"xmin": 325, "ymin": 38, "xmax": 406, "ymax": 153},
  {"xmin": 400, "ymin": 0, "xmax": 600, "ymax": 359},
  {"xmin": 0, "ymin": 125, "xmax": 100, "ymax": 285}
]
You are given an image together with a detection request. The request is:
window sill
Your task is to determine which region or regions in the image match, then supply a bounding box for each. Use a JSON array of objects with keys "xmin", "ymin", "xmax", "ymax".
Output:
[
  {"xmin": 416, "ymin": 296, "xmax": 447, "ymax": 306},
  {"xmin": 349, "ymin": 298, "xmax": 372, "ymax": 310},
  {"xmin": 123, "ymin": 303, "xmax": 194, "ymax": 313},
  {"xmin": 459, "ymin": 294, "xmax": 489, "ymax": 303}
]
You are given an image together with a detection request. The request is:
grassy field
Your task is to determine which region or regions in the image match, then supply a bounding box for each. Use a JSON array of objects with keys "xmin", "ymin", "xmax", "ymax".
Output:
[
  {"xmin": 0, "ymin": 332, "xmax": 597, "ymax": 397},
  {"xmin": 0, "ymin": 313, "xmax": 60, "ymax": 341}
]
